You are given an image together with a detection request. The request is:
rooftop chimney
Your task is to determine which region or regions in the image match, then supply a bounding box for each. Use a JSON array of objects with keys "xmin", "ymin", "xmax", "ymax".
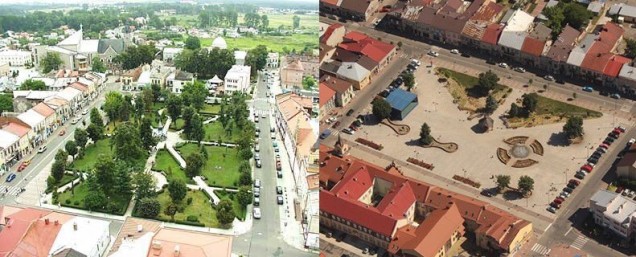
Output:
[
  {"xmin": 73, "ymin": 222, "xmax": 77, "ymax": 231},
  {"xmin": 45, "ymin": 218, "xmax": 50, "ymax": 225},
  {"xmin": 137, "ymin": 224, "xmax": 143, "ymax": 232}
]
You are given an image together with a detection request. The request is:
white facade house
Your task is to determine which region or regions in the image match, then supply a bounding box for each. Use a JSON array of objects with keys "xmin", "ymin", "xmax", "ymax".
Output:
[
  {"xmin": 49, "ymin": 217, "xmax": 111, "ymax": 257},
  {"xmin": 163, "ymin": 47, "xmax": 183, "ymax": 62},
  {"xmin": 498, "ymin": 10, "xmax": 534, "ymax": 51},
  {"xmin": 0, "ymin": 130, "xmax": 20, "ymax": 174},
  {"xmin": 56, "ymin": 87, "xmax": 83, "ymax": 111},
  {"xmin": 234, "ymin": 50, "xmax": 247, "ymax": 66},
  {"xmin": 223, "ymin": 65, "xmax": 251, "ymax": 94},
  {"xmin": 267, "ymin": 52, "xmax": 279, "ymax": 68},
  {"xmin": 168, "ymin": 70, "xmax": 195, "ymax": 94},
  {"xmin": 109, "ymin": 233, "xmax": 155, "ymax": 257},
  {"xmin": 0, "ymin": 50, "xmax": 33, "ymax": 66},
  {"xmin": 590, "ymin": 190, "xmax": 636, "ymax": 238},
  {"xmin": 17, "ymin": 109, "xmax": 46, "ymax": 142}
]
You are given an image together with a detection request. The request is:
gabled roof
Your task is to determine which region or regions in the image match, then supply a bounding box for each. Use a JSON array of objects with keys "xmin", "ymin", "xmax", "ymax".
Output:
[
  {"xmin": 320, "ymin": 190, "xmax": 398, "ymax": 237},
  {"xmin": 386, "ymin": 89, "xmax": 417, "ymax": 111},
  {"xmin": 32, "ymin": 102, "xmax": 55, "ymax": 117},
  {"xmin": 580, "ymin": 23, "xmax": 626, "ymax": 76},
  {"xmin": 56, "ymin": 87, "xmax": 82, "ymax": 102},
  {"xmin": 68, "ymin": 82, "xmax": 88, "ymax": 92},
  {"xmin": 339, "ymin": 0, "xmax": 372, "ymax": 14},
  {"xmin": 377, "ymin": 182, "xmax": 416, "ymax": 218},
  {"xmin": 97, "ymin": 39, "xmax": 125, "ymax": 54},
  {"xmin": 482, "ymin": 24, "xmax": 504, "ymax": 45},
  {"xmin": 498, "ymin": 10, "xmax": 534, "ymax": 50},
  {"xmin": 174, "ymin": 70, "xmax": 194, "ymax": 81},
  {"xmin": 320, "ymin": 24, "xmax": 344, "ymax": 45},
  {"xmin": 57, "ymin": 29, "xmax": 82, "ymax": 46},
  {"xmin": 394, "ymin": 204, "xmax": 464, "ymax": 257},
  {"xmin": 0, "ymin": 130, "xmax": 20, "ymax": 149},
  {"xmin": 149, "ymin": 228, "xmax": 233, "ymax": 257},
  {"xmin": 0, "ymin": 208, "xmax": 51, "ymax": 257},
  {"xmin": 320, "ymin": 75, "xmax": 353, "ymax": 93},
  {"xmin": 336, "ymin": 62, "xmax": 370, "ymax": 82},
  {"xmin": 17, "ymin": 109, "xmax": 45, "ymax": 128},
  {"xmin": 338, "ymin": 31, "xmax": 395, "ymax": 63},
  {"xmin": 546, "ymin": 26, "xmax": 580, "ymax": 62},
  {"xmin": 521, "ymin": 37, "xmax": 547, "ymax": 57},
  {"xmin": 319, "ymin": 83, "xmax": 336, "ymax": 107}
]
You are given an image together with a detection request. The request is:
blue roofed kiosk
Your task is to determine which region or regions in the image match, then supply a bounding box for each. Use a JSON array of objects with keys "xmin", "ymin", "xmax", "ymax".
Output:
[{"xmin": 385, "ymin": 88, "xmax": 418, "ymax": 120}]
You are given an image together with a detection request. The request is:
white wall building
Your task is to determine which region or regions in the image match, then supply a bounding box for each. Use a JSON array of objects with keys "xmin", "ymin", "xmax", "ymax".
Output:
[
  {"xmin": 0, "ymin": 50, "xmax": 33, "ymax": 66},
  {"xmin": 163, "ymin": 47, "xmax": 183, "ymax": 62},
  {"xmin": 168, "ymin": 70, "xmax": 195, "ymax": 94},
  {"xmin": 0, "ymin": 130, "xmax": 20, "ymax": 174},
  {"xmin": 49, "ymin": 217, "xmax": 111, "ymax": 257},
  {"xmin": 234, "ymin": 50, "xmax": 247, "ymax": 66},
  {"xmin": 590, "ymin": 190, "xmax": 636, "ymax": 238},
  {"xmin": 223, "ymin": 65, "xmax": 251, "ymax": 94},
  {"xmin": 267, "ymin": 52, "xmax": 279, "ymax": 68},
  {"xmin": 17, "ymin": 109, "xmax": 46, "ymax": 143}
]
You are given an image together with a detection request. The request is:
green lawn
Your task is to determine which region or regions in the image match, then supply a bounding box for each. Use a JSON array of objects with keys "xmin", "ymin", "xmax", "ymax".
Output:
[
  {"xmin": 214, "ymin": 190, "xmax": 247, "ymax": 221},
  {"xmin": 58, "ymin": 182, "xmax": 131, "ymax": 215},
  {"xmin": 152, "ymin": 149, "xmax": 190, "ymax": 184},
  {"xmin": 534, "ymin": 95, "xmax": 603, "ymax": 117},
  {"xmin": 177, "ymin": 143, "xmax": 242, "ymax": 188},
  {"xmin": 261, "ymin": 13, "xmax": 319, "ymax": 30},
  {"xmin": 157, "ymin": 189, "xmax": 218, "ymax": 227},
  {"xmin": 170, "ymin": 118, "xmax": 185, "ymax": 131},
  {"xmin": 46, "ymin": 173, "xmax": 78, "ymax": 193},
  {"xmin": 145, "ymin": 110, "xmax": 167, "ymax": 128},
  {"xmin": 69, "ymin": 139, "xmax": 113, "ymax": 172},
  {"xmin": 159, "ymin": 14, "xmax": 199, "ymax": 27},
  {"xmin": 202, "ymin": 121, "xmax": 242, "ymax": 143},
  {"xmin": 200, "ymin": 104, "xmax": 221, "ymax": 115},
  {"xmin": 438, "ymin": 68, "xmax": 510, "ymax": 113},
  {"xmin": 199, "ymin": 33, "xmax": 318, "ymax": 53}
]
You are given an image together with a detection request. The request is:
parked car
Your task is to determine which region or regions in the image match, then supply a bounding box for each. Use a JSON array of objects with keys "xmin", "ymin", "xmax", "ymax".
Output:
[
  {"xmin": 277, "ymin": 195, "xmax": 284, "ymax": 205},
  {"xmin": 427, "ymin": 51, "xmax": 439, "ymax": 57},
  {"xmin": 564, "ymin": 187, "xmax": 574, "ymax": 193},
  {"xmin": 277, "ymin": 170, "xmax": 283, "ymax": 178},
  {"xmin": 581, "ymin": 164, "xmax": 593, "ymax": 172},
  {"xmin": 346, "ymin": 109, "xmax": 355, "ymax": 116},
  {"xmin": 256, "ymin": 159, "xmax": 262, "ymax": 168},
  {"xmin": 59, "ymin": 130, "xmax": 66, "ymax": 136},
  {"xmin": 450, "ymin": 49, "xmax": 459, "ymax": 54},
  {"xmin": 513, "ymin": 67, "xmax": 526, "ymax": 73},
  {"xmin": 560, "ymin": 191, "xmax": 570, "ymax": 198},
  {"xmin": 547, "ymin": 206, "xmax": 557, "ymax": 213},
  {"xmin": 567, "ymin": 182, "xmax": 578, "ymax": 189},
  {"xmin": 574, "ymin": 172, "xmax": 585, "ymax": 180},
  {"xmin": 597, "ymin": 147, "xmax": 607, "ymax": 154},
  {"xmin": 498, "ymin": 62, "xmax": 509, "ymax": 68},
  {"xmin": 569, "ymin": 179, "xmax": 581, "ymax": 186},
  {"xmin": 629, "ymin": 138, "xmax": 636, "ymax": 145},
  {"xmin": 37, "ymin": 146, "xmax": 47, "ymax": 153},
  {"xmin": 320, "ymin": 130, "xmax": 332, "ymax": 139},
  {"xmin": 461, "ymin": 53, "xmax": 471, "ymax": 58},
  {"xmin": 276, "ymin": 186, "xmax": 283, "ymax": 194},
  {"xmin": 550, "ymin": 202, "xmax": 561, "ymax": 209},
  {"xmin": 81, "ymin": 109, "xmax": 88, "ymax": 115},
  {"xmin": 617, "ymin": 126, "xmax": 626, "ymax": 133},
  {"xmin": 480, "ymin": 188, "xmax": 495, "ymax": 197},
  {"xmin": 553, "ymin": 198, "xmax": 563, "ymax": 204},
  {"xmin": 17, "ymin": 162, "xmax": 28, "ymax": 172},
  {"xmin": 582, "ymin": 86, "xmax": 594, "ymax": 92},
  {"xmin": 253, "ymin": 207, "xmax": 262, "ymax": 219},
  {"xmin": 276, "ymin": 161, "xmax": 282, "ymax": 171},
  {"xmin": 253, "ymin": 187, "xmax": 260, "ymax": 197},
  {"xmin": 587, "ymin": 157, "xmax": 599, "ymax": 164},
  {"xmin": 342, "ymin": 128, "xmax": 354, "ymax": 135},
  {"xmin": 254, "ymin": 197, "xmax": 260, "ymax": 206},
  {"xmin": 5, "ymin": 173, "xmax": 16, "ymax": 183},
  {"xmin": 599, "ymin": 143, "xmax": 610, "ymax": 149},
  {"xmin": 544, "ymin": 75, "xmax": 555, "ymax": 81},
  {"xmin": 610, "ymin": 93, "xmax": 621, "ymax": 99}
]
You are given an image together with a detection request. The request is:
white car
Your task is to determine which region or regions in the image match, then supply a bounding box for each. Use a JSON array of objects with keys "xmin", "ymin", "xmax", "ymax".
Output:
[
  {"xmin": 544, "ymin": 75, "xmax": 555, "ymax": 81},
  {"xmin": 410, "ymin": 59, "xmax": 421, "ymax": 66},
  {"xmin": 628, "ymin": 138, "xmax": 635, "ymax": 145},
  {"xmin": 37, "ymin": 146, "xmax": 47, "ymax": 153},
  {"xmin": 82, "ymin": 109, "xmax": 88, "ymax": 115},
  {"xmin": 450, "ymin": 49, "xmax": 459, "ymax": 54},
  {"xmin": 498, "ymin": 63, "xmax": 509, "ymax": 68},
  {"xmin": 253, "ymin": 207, "xmax": 261, "ymax": 219},
  {"xmin": 427, "ymin": 51, "xmax": 439, "ymax": 57},
  {"xmin": 71, "ymin": 118, "xmax": 79, "ymax": 124},
  {"xmin": 513, "ymin": 67, "xmax": 526, "ymax": 73}
]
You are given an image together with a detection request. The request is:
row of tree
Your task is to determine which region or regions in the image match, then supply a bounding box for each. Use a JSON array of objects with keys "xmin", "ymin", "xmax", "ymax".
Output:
[
  {"xmin": 495, "ymin": 175, "xmax": 535, "ymax": 196},
  {"xmin": 174, "ymin": 47, "xmax": 235, "ymax": 80}
]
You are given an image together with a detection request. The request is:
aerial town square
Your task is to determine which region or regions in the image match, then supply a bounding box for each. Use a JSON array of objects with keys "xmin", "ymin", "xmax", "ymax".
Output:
[
  {"xmin": 0, "ymin": 0, "xmax": 319, "ymax": 257},
  {"xmin": 318, "ymin": 0, "xmax": 636, "ymax": 256}
]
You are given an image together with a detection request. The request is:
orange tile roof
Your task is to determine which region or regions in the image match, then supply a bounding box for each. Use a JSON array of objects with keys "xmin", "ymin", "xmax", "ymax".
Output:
[
  {"xmin": 339, "ymin": 31, "xmax": 395, "ymax": 63},
  {"xmin": 320, "ymin": 24, "xmax": 344, "ymax": 44},
  {"xmin": 319, "ymin": 83, "xmax": 336, "ymax": 107},
  {"xmin": 69, "ymin": 82, "xmax": 88, "ymax": 92},
  {"xmin": 12, "ymin": 220, "xmax": 63, "ymax": 257},
  {"xmin": 521, "ymin": 37, "xmax": 546, "ymax": 57},
  {"xmin": 332, "ymin": 166, "xmax": 373, "ymax": 200},
  {"xmin": 2, "ymin": 122, "xmax": 31, "ymax": 137},
  {"xmin": 376, "ymin": 182, "xmax": 416, "ymax": 218},
  {"xmin": 0, "ymin": 208, "xmax": 51, "ymax": 257},
  {"xmin": 581, "ymin": 22, "xmax": 625, "ymax": 76},
  {"xmin": 149, "ymin": 228, "xmax": 232, "ymax": 257},
  {"xmin": 32, "ymin": 102, "xmax": 55, "ymax": 117}
]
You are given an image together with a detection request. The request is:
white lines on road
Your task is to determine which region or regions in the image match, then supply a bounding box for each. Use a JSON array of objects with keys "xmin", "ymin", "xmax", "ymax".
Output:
[
  {"xmin": 571, "ymin": 235, "xmax": 588, "ymax": 250},
  {"xmin": 0, "ymin": 185, "xmax": 23, "ymax": 196},
  {"xmin": 565, "ymin": 227, "xmax": 573, "ymax": 236},
  {"xmin": 544, "ymin": 223, "xmax": 553, "ymax": 232},
  {"xmin": 531, "ymin": 243, "xmax": 551, "ymax": 255}
]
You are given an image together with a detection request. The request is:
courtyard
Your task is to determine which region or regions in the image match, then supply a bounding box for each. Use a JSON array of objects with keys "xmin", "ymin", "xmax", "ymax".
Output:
[{"xmin": 344, "ymin": 64, "xmax": 632, "ymax": 216}]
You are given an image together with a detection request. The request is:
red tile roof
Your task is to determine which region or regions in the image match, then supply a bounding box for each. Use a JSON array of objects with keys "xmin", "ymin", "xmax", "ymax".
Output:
[
  {"xmin": 604, "ymin": 55, "xmax": 630, "ymax": 77},
  {"xmin": 471, "ymin": 2, "xmax": 504, "ymax": 21},
  {"xmin": 320, "ymin": 0, "xmax": 340, "ymax": 6},
  {"xmin": 320, "ymin": 75, "xmax": 353, "ymax": 93},
  {"xmin": 482, "ymin": 24, "xmax": 503, "ymax": 45},
  {"xmin": 69, "ymin": 82, "xmax": 88, "ymax": 92},
  {"xmin": 32, "ymin": 102, "xmax": 55, "ymax": 117},
  {"xmin": 320, "ymin": 24, "xmax": 344, "ymax": 44},
  {"xmin": 332, "ymin": 166, "xmax": 373, "ymax": 200},
  {"xmin": 338, "ymin": 31, "xmax": 395, "ymax": 63},
  {"xmin": 521, "ymin": 37, "xmax": 546, "ymax": 57},
  {"xmin": 319, "ymin": 83, "xmax": 336, "ymax": 107},
  {"xmin": 581, "ymin": 23, "xmax": 625, "ymax": 76},
  {"xmin": 11, "ymin": 220, "xmax": 63, "ymax": 257},
  {"xmin": 376, "ymin": 182, "xmax": 416, "ymax": 218},
  {"xmin": 0, "ymin": 208, "xmax": 51, "ymax": 257}
]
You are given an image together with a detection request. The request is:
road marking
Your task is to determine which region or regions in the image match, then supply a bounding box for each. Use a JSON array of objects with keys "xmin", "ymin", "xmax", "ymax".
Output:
[
  {"xmin": 0, "ymin": 185, "xmax": 22, "ymax": 196},
  {"xmin": 544, "ymin": 223, "xmax": 553, "ymax": 232},
  {"xmin": 565, "ymin": 227, "xmax": 573, "ymax": 236},
  {"xmin": 531, "ymin": 243, "xmax": 550, "ymax": 255},
  {"xmin": 571, "ymin": 235, "xmax": 588, "ymax": 249}
]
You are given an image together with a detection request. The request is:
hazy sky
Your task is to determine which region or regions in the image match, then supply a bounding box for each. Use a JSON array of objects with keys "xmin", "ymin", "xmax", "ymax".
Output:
[{"xmin": 0, "ymin": 0, "xmax": 315, "ymax": 4}]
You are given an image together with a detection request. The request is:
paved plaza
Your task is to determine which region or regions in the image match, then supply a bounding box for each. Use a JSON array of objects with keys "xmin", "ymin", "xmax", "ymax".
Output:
[{"xmin": 341, "ymin": 65, "xmax": 634, "ymax": 216}]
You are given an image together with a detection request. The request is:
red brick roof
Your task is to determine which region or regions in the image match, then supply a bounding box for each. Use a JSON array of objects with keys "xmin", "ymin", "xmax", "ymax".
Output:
[
  {"xmin": 319, "ymin": 83, "xmax": 336, "ymax": 107},
  {"xmin": 581, "ymin": 22, "xmax": 625, "ymax": 76},
  {"xmin": 320, "ymin": 0, "xmax": 340, "ymax": 6},
  {"xmin": 376, "ymin": 182, "xmax": 416, "ymax": 218},
  {"xmin": 332, "ymin": 166, "xmax": 373, "ymax": 200},
  {"xmin": 604, "ymin": 55, "xmax": 630, "ymax": 77},
  {"xmin": 320, "ymin": 190, "xmax": 398, "ymax": 237},
  {"xmin": 320, "ymin": 75, "xmax": 353, "ymax": 93},
  {"xmin": 0, "ymin": 208, "xmax": 51, "ymax": 257},
  {"xmin": 338, "ymin": 31, "xmax": 395, "ymax": 63},
  {"xmin": 482, "ymin": 24, "xmax": 504, "ymax": 45},
  {"xmin": 521, "ymin": 37, "xmax": 546, "ymax": 57},
  {"xmin": 320, "ymin": 24, "xmax": 344, "ymax": 44}
]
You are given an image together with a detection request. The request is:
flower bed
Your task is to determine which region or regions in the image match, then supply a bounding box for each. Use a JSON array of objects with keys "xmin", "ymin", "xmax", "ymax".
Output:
[
  {"xmin": 406, "ymin": 157, "xmax": 435, "ymax": 170},
  {"xmin": 452, "ymin": 175, "xmax": 481, "ymax": 188},
  {"xmin": 355, "ymin": 138, "xmax": 384, "ymax": 150}
]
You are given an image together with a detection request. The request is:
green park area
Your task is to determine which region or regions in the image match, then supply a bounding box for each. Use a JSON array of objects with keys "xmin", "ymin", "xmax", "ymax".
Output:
[
  {"xmin": 68, "ymin": 138, "xmax": 112, "ymax": 172},
  {"xmin": 156, "ymin": 189, "xmax": 218, "ymax": 227},
  {"xmin": 152, "ymin": 149, "xmax": 190, "ymax": 184},
  {"xmin": 57, "ymin": 181, "xmax": 131, "ymax": 215},
  {"xmin": 215, "ymin": 190, "xmax": 247, "ymax": 221},
  {"xmin": 507, "ymin": 94, "xmax": 603, "ymax": 127},
  {"xmin": 438, "ymin": 68, "xmax": 510, "ymax": 113},
  {"xmin": 200, "ymin": 104, "xmax": 221, "ymax": 115},
  {"xmin": 202, "ymin": 121, "xmax": 243, "ymax": 143},
  {"xmin": 200, "ymin": 33, "xmax": 317, "ymax": 53},
  {"xmin": 178, "ymin": 143, "xmax": 242, "ymax": 188}
]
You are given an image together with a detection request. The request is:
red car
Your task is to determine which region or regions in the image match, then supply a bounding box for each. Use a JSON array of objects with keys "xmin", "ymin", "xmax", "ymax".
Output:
[
  {"xmin": 614, "ymin": 128, "xmax": 623, "ymax": 134},
  {"xmin": 569, "ymin": 179, "xmax": 580, "ymax": 186},
  {"xmin": 59, "ymin": 130, "xmax": 66, "ymax": 136},
  {"xmin": 332, "ymin": 121, "xmax": 341, "ymax": 129},
  {"xmin": 599, "ymin": 143, "xmax": 610, "ymax": 149},
  {"xmin": 581, "ymin": 165, "xmax": 593, "ymax": 172},
  {"xmin": 17, "ymin": 162, "xmax": 28, "ymax": 172},
  {"xmin": 276, "ymin": 161, "xmax": 282, "ymax": 171},
  {"xmin": 553, "ymin": 198, "xmax": 563, "ymax": 204}
]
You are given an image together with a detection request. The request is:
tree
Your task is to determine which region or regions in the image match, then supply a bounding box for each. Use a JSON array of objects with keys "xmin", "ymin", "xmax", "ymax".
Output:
[
  {"xmin": 182, "ymin": 106, "xmax": 196, "ymax": 135},
  {"xmin": 239, "ymin": 161, "xmax": 251, "ymax": 174},
  {"xmin": 403, "ymin": 73, "xmax": 415, "ymax": 91},
  {"xmin": 185, "ymin": 36, "xmax": 201, "ymax": 50},
  {"xmin": 185, "ymin": 153, "xmax": 204, "ymax": 178},
  {"xmin": 188, "ymin": 114, "xmax": 205, "ymax": 142},
  {"xmin": 133, "ymin": 94, "xmax": 145, "ymax": 121},
  {"xmin": 113, "ymin": 162, "xmax": 133, "ymax": 195},
  {"xmin": 239, "ymin": 148, "xmax": 253, "ymax": 160},
  {"xmin": 182, "ymin": 81, "xmax": 207, "ymax": 111},
  {"xmin": 0, "ymin": 94, "xmax": 12, "ymax": 114},
  {"xmin": 86, "ymin": 124, "xmax": 103, "ymax": 143},
  {"xmin": 563, "ymin": 116, "xmax": 584, "ymax": 139},
  {"xmin": 419, "ymin": 123, "xmax": 433, "ymax": 145},
  {"xmin": 139, "ymin": 117, "xmax": 156, "ymax": 150},
  {"xmin": 84, "ymin": 190, "xmax": 107, "ymax": 211},
  {"xmin": 216, "ymin": 199, "xmax": 235, "ymax": 225},
  {"xmin": 40, "ymin": 52, "xmax": 62, "ymax": 73},
  {"xmin": 137, "ymin": 197, "xmax": 161, "ymax": 218},
  {"xmin": 237, "ymin": 186, "xmax": 252, "ymax": 206},
  {"xmin": 164, "ymin": 203, "xmax": 178, "ymax": 221},
  {"xmin": 51, "ymin": 160, "xmax": 66, "ymax": 182},
  {"xmin": 104, "ymin": 92, "xmax": 124, "ymax": 122},
  {"xmin": 518, "ymin": 175, "xmax": 535, "ymax": 196},
  {"xmin": 372, "ymin": 98, "xmax": 392, "ymax": 120},
  {"xmin": 112, "ymin": 122, "xmax": 145, "ymax": 163},
  {"xmin": 54, "ymin": 149, "xmax": 68, "ymax": 164},
  {"xmin": 302, "ymin": 76, "xmax": 316, "ymax": 90},
  {"xmin": 142, "ymin": 87, "xmax": 155, "ymax": 112},
  {"xmin": 626, "ymin": 38, "xmax": 636, "ymax": 59},
  {"xmin": 133, "ymin": 172, "xmax": 156, "ymax": 200},
  {"xmin": 114, "ymin": 45, "xmax": 159, "ymax": 70},
  {"xmin": 292, "ymin": 15, "xmax": 300, "ymax": 30},
  {"xmin": 91, "ymin": 56, "xmax": 107, "ymax": 73},
  {"xmin": 522, "ymin": 93, "xmax": 538, "ymax": 114},
  {"xmin": 509, "ymin": 103, "xmax": 521, "ymax": 117},
  {"xmin": 484, "ymin": 95, "xmax": 498, "ymax": 114},
  {"xmin": 90, "ymin": 107, "xmax": 103, "ymax": 126},
  {"xmin": 245, "ymin": 45, "xmax": 268, "ymax": 77},
  {"xmin": 166, "ymin": 94, "xmax": 182, "ymax": 126},
  {"xmin": 168, "ymin": 179, "xmax": 187, "ymax": 203},
  {"xmin": 94, "ymin": 155, "xmax": 116, "ymax": 193},
  {"xmin": 65, "ymin": 140, "xmax": 78, "ymax": 160},
  {"xmin": 151, "ymin": 84, "xmax": 162, "ymax": 100},
  {"xmin": 477, "ymin": 70, "xmax": 499, "ymax": 94},
  {"xmin": 20, "ymin": 79, "xmax": 46, "ymax": 90},
  {"xmin": 74, "ymin": 128, "xmax": 88, "ymax": 150},
  {"xmin": 495, "ymin": 175, "xmax": 511, "ymax": 192},
  {"xmin": 260, "ymin": 15, "xmax": 269, "ymax": 30},
  {"xmin": 239, "ymin": 171, "xmax": 252, "ymax": 186}
]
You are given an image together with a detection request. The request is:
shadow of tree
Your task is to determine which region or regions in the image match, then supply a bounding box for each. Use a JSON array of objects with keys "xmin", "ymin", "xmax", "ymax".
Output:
[
  {"xmin": 548, "ymin": 132, "xmax": 570, "ymax": 147},
  {"xmin": 502, "ymin": 190, "xmax": 524, "ymax": 201}
]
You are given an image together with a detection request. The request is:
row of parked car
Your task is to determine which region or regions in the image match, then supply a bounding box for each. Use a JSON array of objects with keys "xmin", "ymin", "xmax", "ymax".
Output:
[
  {"xmin": 547, "ymin": 126, "xmax": 627, "ymax": 213},
  {"xmin": 379, "ymin": 59, "xmax": 421, "ymax": 98}
]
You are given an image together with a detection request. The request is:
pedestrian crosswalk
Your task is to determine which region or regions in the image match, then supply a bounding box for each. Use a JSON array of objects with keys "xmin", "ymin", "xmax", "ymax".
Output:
[
  {"xmin": 530, "ymin": 243, "xmax": 551, "ymax": 255},
  {"xmin": 253, "ymin": 109, "xmax": 272, "ymax": 116},
  {"xmin": 571, "ymin": 235, "xmax": 588, "ymax": 249},
  {"xmin": 0, "ymin": 185, "xmax": 23, "ymax": 197}
]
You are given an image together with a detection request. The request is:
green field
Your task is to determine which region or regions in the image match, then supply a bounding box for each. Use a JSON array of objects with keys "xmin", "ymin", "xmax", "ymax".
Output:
[
  {"xmin": 200, "ymin": 104, "xmax": 221, "ymax": 115},
  {"xmin": 159, "ymin": 15, "xmax": 199, "ymax": 27},
  {"xmin": 156, "ymin": 189, "xmax": 219, "ymax": 227},
  {"xmin": 153, "ymin": 149, "xmax": 190, "ymax": 184},
  {"xmin": 161, "ymin": 13, "xmax": 318, "ymax": 30},
  {"xmin": 215, "ymin": 190, "xmax": 247, "ymax": 221},
  {"xmin": 202, "ymin": 121, "xmax": 243, "ymax": 143},
  {"xmin": 534, "ymin": 95, "xmax": 603, "ymax": 117},
  {"xmin": 58, "ymin": 182, "xmax": 131, "ymax": 215},
  {"xmin": 69, "ymin": 138, "xmax": 113, "ymax": 172},
  {"xmin": 199, "ymin": 33, "xmax": 317, "ymax": 53},
  {"xmin": 178, "ymin": 143, "xmax": 242, "ymax": 188},
  {"xmin": 46, "ymin": 173, "xmax": 78, "ymax": 193}
]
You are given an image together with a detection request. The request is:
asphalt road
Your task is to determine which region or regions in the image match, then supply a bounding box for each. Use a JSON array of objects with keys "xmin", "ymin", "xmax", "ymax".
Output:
[
  {"xmin": 536, "ymin": 129, "xmax": 636, "ymax": 257},
  {"xmin": 232, "ymin": 71, "xmax": 314, "ymax": 257},
  {"xmin": 0, "ymin": 79, "xmax": 118, "ymax": 205}
]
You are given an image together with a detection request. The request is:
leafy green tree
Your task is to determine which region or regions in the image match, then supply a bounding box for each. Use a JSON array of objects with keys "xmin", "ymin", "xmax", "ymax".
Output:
[
  {"xmin": 142, "ymin": 87, "xmax": 155, "ymax": 112},
  {"xmin": 239, "ymin": 171, "xmax": 252, "ymax": 186},
  {"xmin": 164, "ymin": 203, "xmax": 178, "ymax": 221},
  {"xmin": 174, "ymin": 48, "xmax": 235, "ymax": 79},
  {"xmin": 112, "ymin": 162, "xmax": 133, "ymax": 195},
  {"xmin": 403, "ymin": 73, "xmax": 415, "ymax": 91},
  {"xmin": 139, "ymin": 117, "xmax": 156, "ymax": 150},
  {"xmin": 495, "ymin": 175, "xmax": 511, "ymax": 192},
  {"xmin": 245, "ymin": 45, "xmax": 268, "ymax": 77},
  {"xmin": 166, "ymin": 94, "xmax": 182, "ymax": 126},
  {"xmin": 40, "ymin": 52, "xmax": 62, "ymax": 73},
  {"xmin": 112, "ymin": 122, "xmax": 145, "ymax": 163},
  {"xmin": 477, "ymin": 70, "xmax": 499, "ymax": 94},
  {"xmin": 188, "ymin": 114, "xmax": 205, "ymax": 143},
  {"xmin": 55, "ymin": 149, "xmax": 67, "ymax": 164},
  {"xmin": 133, "ymin": 172, "xmax": 156, "ymax": 200},
  {"xmin": 185, "ymin": 152, "xmax": 205, "ymax": 178},
  {"xmin": 51, "ymin": 160, "xmax": 66, "ymax": 182},
  {"xmin": 625, "ymin": 38, "xmax": 636, "ymax": 59},
  {"xmin": 20, "ymin": 79, "xmax": 46, "ymax": 90},
  {"xmin": 239, "ymin": 148, "xmax": 253, "ymax": 160},
  {"xmin": 518, "ymin": 175, "xmax": 535, "ymax": 196},
  {"xmin": 237, "ymin": 186, "xmax": 252, "ymax": 206},
  {"xmin": 216, "ymin": 199, "xmax": 235, "ymax": 225},
  {"xmin": 292, "ymin": 15, "xmax": 300, "ymax": 30},
  {"xmin": 260, "ymin": 15, "xmax": 269, "ymax": 30},
  {"xmin": 84, "ymin": 189, "xmax": 107, "ymax": 211},
  {"xmin": 90, "ymin": 107, "xmax": 104, "ymax": 126},
  {"xmin": 182, "ymin": 81, "xmax": 207, "ymax": 111},
  {"xmin": 94, "ymin": 155, "xmax": 116, "ymax": 193},
  {"xmin": 65, "ymin": 140, "xmax": 78, "ymax": 160},
  {"xmin": 239, "ymin": 161, "xmax": 251, "ymax": 174},
  {"xmin": 302, "ymin": 76, "xmax": 316, "ymax": 90},
  {"xmin": 74, "ymin": 128, "xmax": 88, "ymax": 150},
  {"xmin": 91, "ymin": 56, "xmax": 107, "ymax": 73},
  {"xmin": 419, "ymin": 123, "xmax": 432, "ymax": 145},
  {"xmin": 522, "ymin": 93, "xmax": 539, "ymax": 114},
  {"xmin": 86, "ymin": 124, "xmax": 103, "ymax": 143},
  {"xmin": 509, "ymin": 103, "xmax": 521, "ymax": 118},
  {"xmin": 485, "ymin": 95, "xmax": 498, "ymax": 114},
  {"xmin": 372, "ymin": 98, "xmax": 392, "ymax": 120},
  {"xmin": 563, "ymin": 116, "xmax": 584, "ymax": 139},
  {"xmin": 133, "ymin": 94, "xmax": 145, "ymax": 122},
  {"xmin": 182, "ymin": 106, "xmax": 196, "ymax": 135},
  {"xmin": 151, "ymin": 84, "xmax": 162, "ymax": 100},
  {"xmin": 168, "ymin": 179, "xmax": 187, "ymax": 203},
  {"xmin": 137, "ymin": 197, "xmax": 161, "ymax": 218},
  {"xmin": 104, "ymin": 92, "xmax": 124, "ymax": 122},
  {"xmin": 0, "ymin": 94, "xmax": 12, "ymax": 114},
  {"xmin": 114, "ymin": 45, "xmax": 159, "ymax": 70},
  {"xmin": 185, "ymin": 36, "xmax": 201, "ymax": 50}
]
